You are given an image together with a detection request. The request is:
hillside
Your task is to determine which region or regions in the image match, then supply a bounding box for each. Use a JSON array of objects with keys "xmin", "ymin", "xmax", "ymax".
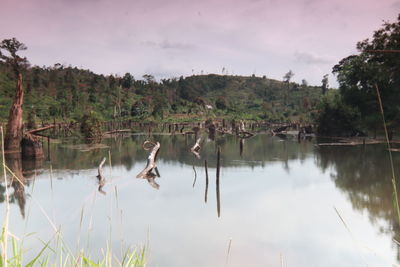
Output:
[{"xmin": 0, "ymin": 63, "xmax": 329, "ymax": 124}]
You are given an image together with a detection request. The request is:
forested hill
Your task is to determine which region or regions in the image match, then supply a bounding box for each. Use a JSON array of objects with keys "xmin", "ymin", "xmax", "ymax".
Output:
[{"xmin": 0, "ymin": 63, "xmax": 327, "ymax": 123}]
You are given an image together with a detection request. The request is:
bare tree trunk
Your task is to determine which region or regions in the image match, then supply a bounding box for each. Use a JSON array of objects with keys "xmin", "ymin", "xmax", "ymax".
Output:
[{"xmin": 5, "ymin": 73, "xmax": 24, "ymax": 152}]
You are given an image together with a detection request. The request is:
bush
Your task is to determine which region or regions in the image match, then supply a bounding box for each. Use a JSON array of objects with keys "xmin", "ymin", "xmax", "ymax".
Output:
[
  {"xmin": 316, "ymin": 96, "xmax": 361, "ymax": 136},
  {"xmin": 80, "ymin": 111, "xmax": 102, "ymax": 140},
  {"xmin": 215, "ymin": 97, "xmax": 227, "ymax": 110}
]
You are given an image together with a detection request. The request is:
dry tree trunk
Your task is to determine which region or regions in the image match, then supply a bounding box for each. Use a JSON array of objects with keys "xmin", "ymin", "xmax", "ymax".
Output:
[
  {"xmin": 5, "ymin": 73, "xmax": 24, "ymax": 152},
  {"xmin": 190, "ymin": 137, "xmax": 201, "ymax": 159},
  {"xmin": 136, "ymin": 141, "xmax": 161, "ymax": 179}
]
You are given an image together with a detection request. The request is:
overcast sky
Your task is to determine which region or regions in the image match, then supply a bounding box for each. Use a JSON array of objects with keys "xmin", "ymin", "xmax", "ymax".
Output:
[{"xmin": 1, "ymin": 0, "xmax": 399, "ymax": 87}]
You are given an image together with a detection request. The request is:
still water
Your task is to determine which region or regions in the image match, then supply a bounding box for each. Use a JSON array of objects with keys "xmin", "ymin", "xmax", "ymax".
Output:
[{"xmin": 1, "ymin": 134, "xmax": 400, "ymax": 266}]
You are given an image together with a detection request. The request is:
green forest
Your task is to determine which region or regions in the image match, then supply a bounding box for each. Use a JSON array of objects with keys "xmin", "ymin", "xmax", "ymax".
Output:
[{"xmin": 0, "ymin": 62, "xmax": 327, "ymax": 124}]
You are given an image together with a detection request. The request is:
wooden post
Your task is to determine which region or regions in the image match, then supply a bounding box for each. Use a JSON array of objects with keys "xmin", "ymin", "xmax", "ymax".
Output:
[
  {"xmin": 205, "ymin": 159, "xmax": 208, "ymax": 203},
  {"xmin": 47, "ymin": 136, "xmax": 51, "ymax": 161},
  {"xmin": 192, "ymin": 165, "xmax": 197, "ymax": 188},
  {"xmin": 216, "ymin": 146, "xmax": 221, "ymax": 217},
  {"xmin": 239, "ymin": 138, "xmax": 243, "ymax": 157}
]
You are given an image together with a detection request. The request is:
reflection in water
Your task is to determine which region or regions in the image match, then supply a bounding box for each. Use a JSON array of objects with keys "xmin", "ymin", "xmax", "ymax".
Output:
[
  {"xmin": 97, "ymin": 157, "xmax": 107, "ymax": 195},
  {"xmin": 239, "ymin": 138, "xmax": 244, "ymax": 157},
  {"xmin": 136, "ymin": 141, "xmax": 161, "ymax": 190},
  {"xmin": 315, "ymin": 144, "xmax": 400, "ymax": 260},
  {"xmin": 1, "ymin": 133, "xmax": 400, "ymax": 265},
  {"xmin": 204, "ymin": 160, "xmax": 209, "ymax": 203},
  {"xmin": 192, "ymin": 165, "xmax": 197, "ymax": 188},
  {"xmin": 7, "ymin": 155, "xmax": 26, "ymax": 218}
]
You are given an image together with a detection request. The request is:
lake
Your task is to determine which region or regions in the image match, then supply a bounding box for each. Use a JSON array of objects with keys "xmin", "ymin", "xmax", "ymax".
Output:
[{"xmin": 1, "ymin": 133, "xmax": 400, "ymax": 266}]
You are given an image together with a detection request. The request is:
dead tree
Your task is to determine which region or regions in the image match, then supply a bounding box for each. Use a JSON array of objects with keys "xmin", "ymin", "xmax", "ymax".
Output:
[
  {"xmin": 97, "ymin": 157, "xmax": 107, "ymax": 194},
  {"xmin": 136, "ymin": 141, "xmax": 161, "ymax": 189},
  {"xmin": 0, "ymin": 38, "xmax": 29, "ymax": 152},
  {"xmin": 190, "ymin": 137, "xmax": 202, "ymax": 159},
  {"xmin": 21, "ymin": 133, "xmax": 44, "ymax": 159}
]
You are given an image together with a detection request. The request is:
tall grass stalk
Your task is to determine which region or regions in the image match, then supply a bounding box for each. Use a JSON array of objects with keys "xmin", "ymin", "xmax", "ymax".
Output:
[
  {"xmin": 1, "ymin": 126, "xmax": 10, "ymax": 267},
  {"xmin": 375, "ymin": 84, "xmax": 400, "ymax": 224}
]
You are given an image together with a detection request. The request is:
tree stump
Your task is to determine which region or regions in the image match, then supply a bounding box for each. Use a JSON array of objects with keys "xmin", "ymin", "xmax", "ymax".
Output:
[{"xmin": 21, "ymin": 133, "xmax": 44, "ymax": 159}]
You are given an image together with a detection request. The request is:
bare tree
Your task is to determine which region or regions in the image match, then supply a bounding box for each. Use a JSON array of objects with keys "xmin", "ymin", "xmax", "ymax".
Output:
[
  {"xmin": 0, "ymin": 38, "xmax": 29, "ymax": 152},
  {"xmin": 283, "ymin": 70, "xmax": 294, "ymax": 106}
]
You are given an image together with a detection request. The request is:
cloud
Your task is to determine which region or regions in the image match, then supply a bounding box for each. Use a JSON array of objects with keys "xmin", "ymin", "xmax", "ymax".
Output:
[
  {"xmin": 294, "ymin": 52, "xmax": 334, "ymax": 65},
  {"xmin": 391, "ymin": 1, "xmax": 400, "ymax": 8},
  {"xmin": 142, "ymin": 40, "xmax": 195, "ymax": 50}
]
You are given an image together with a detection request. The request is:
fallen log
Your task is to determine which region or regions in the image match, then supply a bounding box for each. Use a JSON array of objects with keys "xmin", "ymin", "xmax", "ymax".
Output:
[
  {"xmin": 26, "ymin": 124, "xmax": 55, "ymax": 135},
  {"xmin": 102, "ymin": 129, "xmax": 132, "ymax": 135}
]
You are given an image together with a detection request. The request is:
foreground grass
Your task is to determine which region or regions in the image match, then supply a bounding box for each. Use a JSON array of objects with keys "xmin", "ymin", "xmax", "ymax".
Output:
[
  {"xmin": 0, "ymin": 235, "xmax": 146, "ymax": 267},
  {"xmin": 0, "ymin": 126, "xmax": 146, "ymax": 267}
]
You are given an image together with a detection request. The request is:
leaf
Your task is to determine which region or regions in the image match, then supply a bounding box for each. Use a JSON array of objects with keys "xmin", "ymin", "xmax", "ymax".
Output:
[{"xmin": 24, "ymin": 240, "xmax": 50, "ymax": 267}]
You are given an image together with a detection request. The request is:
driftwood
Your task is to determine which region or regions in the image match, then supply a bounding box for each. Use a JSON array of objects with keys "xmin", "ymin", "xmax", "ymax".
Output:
[
  {"xmin": 136, "ymin": 141, "xmax": 161, "ymax": 189},
  {"xmin": 271, "ymin": 125, "xmax": 289, "ymax": 135},
  {"xmin": 97, "ymin": 157, "xmax": 106, "ymax": 194},
  {"xmin": 237, "ymin": 131, "xmax": 254, "ymax": 139},
  {"xmin": 190, "ymin": 138, "xmax": 202, "ymax": 159}
]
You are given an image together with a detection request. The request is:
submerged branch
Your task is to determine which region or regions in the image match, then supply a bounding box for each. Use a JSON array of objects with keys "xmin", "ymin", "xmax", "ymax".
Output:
[{"xmin": 136, "ymin": 141, "xmax": 161, "ymax": 189}]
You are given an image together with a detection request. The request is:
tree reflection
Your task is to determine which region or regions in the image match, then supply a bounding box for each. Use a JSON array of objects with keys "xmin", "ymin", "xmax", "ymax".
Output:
[
  {"xmin": 315, "ymin": 144, "xmax": 400, "ymax": 260},
  {"xmin": 0, "ymin": 153, "xmax": 43, "ymax": 219}
]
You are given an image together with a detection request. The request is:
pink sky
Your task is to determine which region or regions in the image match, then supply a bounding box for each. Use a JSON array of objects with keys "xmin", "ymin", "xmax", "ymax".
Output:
[{"xmin": 1, "ymin": 0, "xmax": 399, "ymax": 86}]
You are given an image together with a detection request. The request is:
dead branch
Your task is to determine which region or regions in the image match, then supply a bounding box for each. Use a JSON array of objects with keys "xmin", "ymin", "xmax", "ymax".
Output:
[
  {"xmin": 26, "ymin": 124, "xmax": 55, "ymax": 135},
  {"xmin": 97, "ymin": 157, "xmax": 106, "ymax": 180},
  {"xmin": 102, "ymin": 129, "xmax": 132, "ymax": 135},
  {"xmin": 96, "ymin": 157, "xmax": 106, "ymax": 194},
  {"xmin": 190, "ymin": 137, "xmax": 202, "ymax": 159},
  {"xmin": 136, "ymin": 141, "xmax": 161, "ymax": 179}
]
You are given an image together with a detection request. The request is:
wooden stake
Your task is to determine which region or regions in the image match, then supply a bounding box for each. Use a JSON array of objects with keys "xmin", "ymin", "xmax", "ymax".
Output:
[{"xmin": 216, "ymin": 146, "xmax": 221, "ymax": 217}]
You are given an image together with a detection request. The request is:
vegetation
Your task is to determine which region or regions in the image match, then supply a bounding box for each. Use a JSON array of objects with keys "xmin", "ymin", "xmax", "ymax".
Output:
[
  {"xmin": 0, "ymin": 38, "xmax": 29, "ymax": 152},
  {"xmin": 0, "ymin": 61, "xmax": 327, "ymax": 124},
  {"xmin": 317, "ymin": 14, "xmax": 400, "ymax": 136},
  {"xmin": 315, "ymin": 94, "xmax": 361, "ymax": 136}
]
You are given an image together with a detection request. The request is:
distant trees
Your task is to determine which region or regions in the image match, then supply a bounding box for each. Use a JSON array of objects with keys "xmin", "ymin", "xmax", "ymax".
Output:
[
  {"xmin": 122, "ymin": 72, "xmax": 134, "ymax": 89},
  {"xmin": 301, "ymin": 79, "xmax": 308, "ymax": 89},
  {"xmin": 0, "ymin": 38, "xmax": 29, "ymax": 152},
  {"xmin": 321, "ymin": 74, "xmax": 328, "ymax": 95},
  {"xmin": 316, "ymin": 96, "xmax": 361, "ymax": 136},
  {"xmin": 0, "ymin": 56, "xmax": 325, "ymax": 123},
  {"xmin": 283, "ymin": 70, "xmax": 294, "ymax": 83}
]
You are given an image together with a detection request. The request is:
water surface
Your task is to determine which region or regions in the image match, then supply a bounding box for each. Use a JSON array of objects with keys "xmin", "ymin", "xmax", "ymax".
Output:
[{"xmin": 1, "ymin": 134, "xmax": 399, "ymax": 266}]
